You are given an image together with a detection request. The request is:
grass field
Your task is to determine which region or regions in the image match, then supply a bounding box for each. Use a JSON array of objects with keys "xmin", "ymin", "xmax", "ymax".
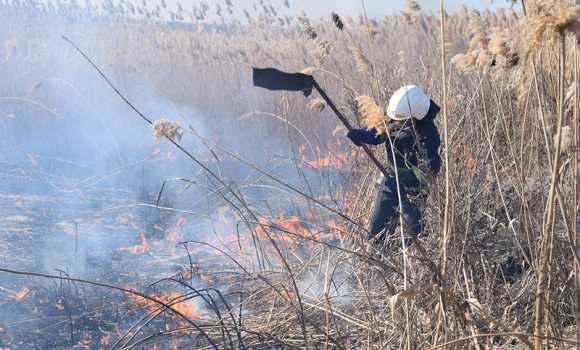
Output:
[{"xmin": 1, "ymin": 1, "xmax": 579, "ymax": 349}]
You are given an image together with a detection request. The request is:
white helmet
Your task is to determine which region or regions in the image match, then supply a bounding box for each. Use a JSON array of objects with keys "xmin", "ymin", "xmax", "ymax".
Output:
[{"xmin": 386, "ymin": 85, "xmax": 431, "ymax": 121}]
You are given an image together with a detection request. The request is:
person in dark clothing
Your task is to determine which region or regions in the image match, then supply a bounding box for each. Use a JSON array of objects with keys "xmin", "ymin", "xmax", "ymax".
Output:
[{"xmin": 347, "ymin": 85, "xmax": 441, "ymax": 247}]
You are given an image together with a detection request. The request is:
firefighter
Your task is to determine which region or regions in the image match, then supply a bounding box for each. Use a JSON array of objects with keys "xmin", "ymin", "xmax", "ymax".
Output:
[{"xmin": 347, "ymin": 85, "xmax": 441, "ymax": 247}]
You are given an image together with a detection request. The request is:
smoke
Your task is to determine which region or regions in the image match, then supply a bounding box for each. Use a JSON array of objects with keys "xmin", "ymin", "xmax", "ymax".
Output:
[
  {"xmin": 297, "ymin": 263, "xmax": 354, "ymax": 306},
  {"xmin": 0, "ymin": 5, "xmax": 355, "ymax": 347},
  {"xmin": 0, "ymin": 10, "xmax": 201, "ymax": 279}
]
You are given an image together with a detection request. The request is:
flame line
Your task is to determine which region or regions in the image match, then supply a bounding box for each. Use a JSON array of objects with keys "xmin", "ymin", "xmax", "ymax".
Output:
[
  {"xmin": 62, "ymin": 37, "xmax": 348, "ymax": 348},
  {"xmin": 0, "ymin": 267, "xmax": 219, "ymax": 350}
]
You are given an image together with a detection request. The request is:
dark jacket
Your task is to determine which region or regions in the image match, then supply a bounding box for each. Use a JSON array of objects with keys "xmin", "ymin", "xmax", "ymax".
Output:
[{"xmin": 372, "ymin": 100, "xmax": 441, "ymax": 177}]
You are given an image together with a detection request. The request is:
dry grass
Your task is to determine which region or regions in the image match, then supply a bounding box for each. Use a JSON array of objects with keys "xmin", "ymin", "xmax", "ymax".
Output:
[
  {"xmin": 152, "ymin": 118, "xmax": 183, "ymax": 141},
  {"xmin": 354, "ymin": 95, "xmax": 385, "ymax": 132},
  {"xmin": 1, "ymin": 0, "xmax": 580, "ymax": 349}
]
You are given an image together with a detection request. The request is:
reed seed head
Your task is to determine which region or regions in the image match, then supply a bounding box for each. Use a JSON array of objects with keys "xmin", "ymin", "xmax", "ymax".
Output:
[
  {"xmin": 360, "ymin": 25, "xmax": 377, "ymax": 36},
  {"xmin": 400, "ymin": 10, "xmax": 417, "ymax": 25},
  {"xmin": 298, "ymin": 15, "xmax": 331, "ymax": 60},
  {"xmin": 468, "ymin": 10, "xmax": 489, "ymax": 48},
  {"xmin": 555, "ymin": 5, "xmax": 580, "ymax": 34},
  {"xmin": 355, "ymin": 95, "xmax": 385, "ymax": 131},
  {"xmin": 522, "ymin": 5, "xmax": 580, "ymax": 58},
  {"xmin": 300, "ymin": 67, "xmax": 316, "ymax": 75},
  {"xmin": 331, "ymin": 12, "xmax": 344, "ymax": 31},
  {"xmin": 488, "ymin": 29, "xmax": 508, "ymax": 57},
  {"xmin": 351, "ymin": 46, "xmax": 372, "ymax": 73},
  {"xmin": 298, "ymin": 16, "xmax": 318, "ymax": 40},
  {"xmin": 332, "ymin": 124, "xmax": 346, "ymax": 137},
  {"xmin": 152, "ymin": 119, "xmax": 183, "ymax": 141},
  {"xmin": 406, "ymin": 0, "xmax": 421, "ymax": 12},
  {"xmin": 307, "ymin": 98, "xmax": 327, "ymax": 111}
]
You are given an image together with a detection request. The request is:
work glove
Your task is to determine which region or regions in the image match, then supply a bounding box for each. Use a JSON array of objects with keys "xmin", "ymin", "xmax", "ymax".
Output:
[{"xmin": 347, "ymin": 128, "xmax": 376, "ymax": 146}]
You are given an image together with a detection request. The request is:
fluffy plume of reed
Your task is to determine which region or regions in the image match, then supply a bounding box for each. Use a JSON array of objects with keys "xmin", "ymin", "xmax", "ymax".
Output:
[
  {"xmin": 468, "ymin": 10, "xmax": 489, "ymax": 48},
  {"xmin": 298, "ymin": 15, "xmax": 318, "ymax": 41},
  {"xmin": 331, "ymin": 12, "xmax": 344, "ymax": 31},
  {"xmin": 522, "ymin": 4, "xmax": 580, "ymax": 57},
  {"xmin": 488, "ymin": 28, "xmax": 519, "ymax": 69},
  {"xmin": 152, "ymin": 119, "xmax": 183, "ymax": 141},
  {"xmin": 300, "ymin": 67, "xmax": 316, "ymax": 75},
  {"xmin": 406, "ymin": 0, "xmax": 421, "ymax": 12},
  {"xmin": 331, "ymin": 124, "xmax": 346, "ymax": 137},
  {"xmin": 298, "ymin": 15, "xmax": 331, "ymax": 59},
  {"xmin": 451, "ymin": 10, "xmax": 494, "ymax": 72},
  {"xmin": 355, "ymin": 95, "xmax": 385, "ymax": 131},
  {"xmin": 351, "ymin": 46, "xmax": 372, "ymax": 73},
  {"xmin": 316, "ymin": 38, "xmax": 331, "ymax": 57},
  {"xmin": 360, "ymin": 25, "xmax": 377, "ymax": 36},
  {"xmin": 243, "ymin": 9, "xmax": 251, "ymax": 22},
  {"xmin": 307, "ymin": 98, "xmax": 327, "ymax": 111},
  {"xmin": 400, "ymin": 10, "xmax": 417, "ymax": 24},
  {"xmin": 557, "ymin": 6, "xmax": 580, "ymax": 33}
]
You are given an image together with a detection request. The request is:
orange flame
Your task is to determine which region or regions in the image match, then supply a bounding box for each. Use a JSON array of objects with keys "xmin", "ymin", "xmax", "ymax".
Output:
[
  {"xmin": 10, "ymin": 287, "xmax": 29, "ymax": 301},
  {"xmin": 118, "ymin": 234, "xmax": 150, "ymax": 254},
  {"xmin": 77, "ymin": 332, "xmax": 92, "ymax": 345},
  {"xmin": 297, "ymin": 139, "xmax": 350, "ymax": 170},
  {"xmin": 261, "ymin": 214, "xmax": 312, "ymax": 242},
  {"xmin": 113, "ymin": 323, "xmax": 122, "ymax": 337},
  {"xmin": 158, "ymin": 292, "xmax": 198, "ymax": 320},
  {"xmin": 271, "ymin": 284, "xmax": 295, "ymax": 300},
  {"xmin": 55, "ymin": 297, "xmax": 65, "ymax": 311},
  {"xmin": 198, "ymin": 270, "xmax": 213, "ymax": 283},
  {"xmin": 326, "ymin": 219, "xmax": 346, "ymax": 233},
  {"xmin": 175, "ymin": 216, "xmax": 186, "ymax": 227},
  {"xmin": 123, "ymin": 287, "xmax": 202, "ymax": 327},
  {"xmin": 167, "ymin": 230, "xmax": 182, "ymax": 244},
  {"xmin": 100, "ymin": 334, "xmax": 111, "ymax": 346},
  {"xmin": 152, "ymin": 147, "xmax": 177, "ymax": 161}
]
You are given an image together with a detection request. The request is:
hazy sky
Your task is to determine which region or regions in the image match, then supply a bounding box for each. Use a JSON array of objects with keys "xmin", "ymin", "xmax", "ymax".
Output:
[
  {"xmin": 159, "ymin": 0, "xmax": 515, "ymax": 23},
  {"xmin": 161, "ymin": 0, "xmax": 515, "ymax": 22},
  {"xmin": 279, "ymin": 0, "xmax": 511, "ymax": 19}
]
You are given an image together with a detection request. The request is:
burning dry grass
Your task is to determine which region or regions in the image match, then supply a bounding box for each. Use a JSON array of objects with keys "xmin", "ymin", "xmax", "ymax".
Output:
[{"xmin": 1, "ymin": 0, "xmax": 580, "ymax": 349}]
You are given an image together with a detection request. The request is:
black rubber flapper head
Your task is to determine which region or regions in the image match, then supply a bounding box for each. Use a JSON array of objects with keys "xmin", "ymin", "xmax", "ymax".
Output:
[{"xmin": 252, "ymin": 67, "xmax": 315, "ymax": 97}]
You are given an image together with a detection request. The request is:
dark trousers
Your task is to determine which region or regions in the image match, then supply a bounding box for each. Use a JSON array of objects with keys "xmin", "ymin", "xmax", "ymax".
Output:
[{"xmin": 368, "ymin": 171, "xmax": 423, "ymax": 243}]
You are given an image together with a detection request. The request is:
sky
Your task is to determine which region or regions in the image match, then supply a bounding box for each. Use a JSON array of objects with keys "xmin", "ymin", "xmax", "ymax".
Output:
[
  {"xmin": 278, "ymin": 0, "xmax": 510, "ymax": 19},
  {"xmin": 161, "ymin": 0, "xmax": 514, "ymax": 22}
]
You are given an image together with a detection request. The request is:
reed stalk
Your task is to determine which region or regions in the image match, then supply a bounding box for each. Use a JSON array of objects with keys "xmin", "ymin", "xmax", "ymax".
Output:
[{"xmin": 533, "ymin": 28, "xmax": 566, "ymax": 350}]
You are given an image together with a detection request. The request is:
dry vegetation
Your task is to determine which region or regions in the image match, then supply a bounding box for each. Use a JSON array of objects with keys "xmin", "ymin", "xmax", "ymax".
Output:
[{"xmin": 1, "ymin": 0, "xmax": 580, "ymax": 349}]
